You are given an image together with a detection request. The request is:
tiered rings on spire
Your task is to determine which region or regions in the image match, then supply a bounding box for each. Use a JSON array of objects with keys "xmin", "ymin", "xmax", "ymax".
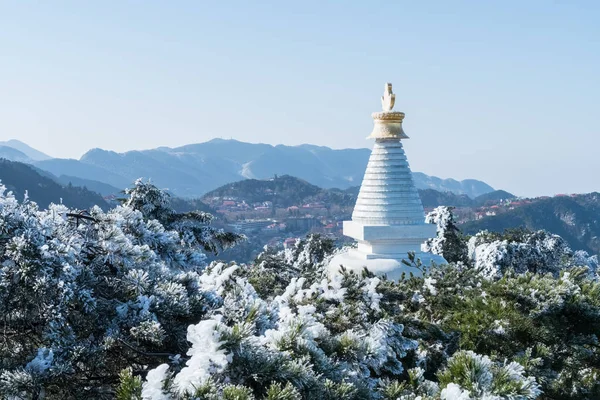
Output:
[{"xmin": 352, "ymin": 139, "xmax": 425, "ymax": 225}]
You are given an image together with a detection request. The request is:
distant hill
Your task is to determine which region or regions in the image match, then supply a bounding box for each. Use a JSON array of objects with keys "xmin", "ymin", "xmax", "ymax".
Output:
[
  {"xmin": 472, "ymin": 190, "xmax": 516, "ymax": 206},
  {"xmin": 418, "ymin": 189, "xmax": 515, "ymax": 209},
  {"xmin": 412, "ymin": 172, "xmax": 494, "ymax": 198},
  {"xmin": 203, "ymin": 175, "xmax": 499, "ymax": 210},
  {"xmin": 34, "ymin": 158, "xmax": 133, "ymax": 190},
  {"xmin": 462, "ymin": 193, "xmax": 600, "ymax": 255},
  {"xmin": 0, "ymin": 159, "xmax": 109, "ymax": 210},
  {"xmin": 55, "ymin": 175, "xmax": 122, "ymax": 197},
  {"xmin": 0, "ymin": 138, "xmax": 494, "ymax": 199},
  {"xmin": 0, "ymin": 146, "xmax": 32, "ymax": 163},
  {"xmin": 169, "ymin": 197, "xmax": 218, "ymax": 215},
  {"xmin": 419, "ymin": 189, "xmax": 474, "ymax": 208},
  {"xmin": 202, "ymin": 175, "xmax": 355, "ymax": 208},
  {"xmin": 0, "ymin": 139, "xmax": 52, "ymax": 161}
]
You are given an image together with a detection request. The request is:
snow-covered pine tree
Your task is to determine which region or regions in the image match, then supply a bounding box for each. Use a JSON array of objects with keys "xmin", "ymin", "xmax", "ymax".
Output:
[
  {"xmin": 468, "ymin": 227, "xmax": 598, "ymax": 279},
  {"xmin": 0, "ymin": 181, "xmax": 241, "ymax": 398},
  {"xmin": 123, "ymin": 179, "xmax": 246, "ymax": 255},
  {"xmin": 1, "ymin": 185, "xmax": 598, "ymax": 399},
  {"xmin": 422, "ymin": 206, "xmax": 469, "ymax": 264}
]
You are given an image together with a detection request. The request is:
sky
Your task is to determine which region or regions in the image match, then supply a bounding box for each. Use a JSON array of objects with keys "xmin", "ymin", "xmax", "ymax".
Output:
[{"xmin": 1, "ymin": 1, "xmax": 599, "ymax": 197}]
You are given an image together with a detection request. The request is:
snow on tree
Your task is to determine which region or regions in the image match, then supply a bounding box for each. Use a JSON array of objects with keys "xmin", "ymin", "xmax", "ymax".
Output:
[
  {"xmin": 438, "ymin": 351, "xmax": 541, "ymax": 399},
  {"xmin": 1, "ymin": 182, "xmax": 598, "ymax": 399},
  {"xmin": 123, "ymin": 179, "xmax": 246, "ymax": 255},
  {"xmin": 0, "ymin": 181, "xmax": 242, "ymax": 398},
  {"xmin": 422, "ymin": 206, "xmax": 469, "ymax": 264},
  {"xmin": 468, "ymin": 228, "xmax": 599, "ymax": 279},
  {"xmin": 424, "ymin": 207, "xmax": 598, "ymax": 280}
]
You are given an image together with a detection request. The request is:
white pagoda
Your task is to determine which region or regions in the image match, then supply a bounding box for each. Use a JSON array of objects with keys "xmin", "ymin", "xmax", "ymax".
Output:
[{"xmin": 329, "ymin": 83, "xmax": 445, "ymax": 279}]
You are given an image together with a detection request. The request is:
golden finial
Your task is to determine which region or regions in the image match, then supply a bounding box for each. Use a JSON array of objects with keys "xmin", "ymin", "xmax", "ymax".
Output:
[
  {"xmin": 368, "ymin": 82, "xmax": 408, "ymax": 140},
  {"xmin": 381, "ymin": 83, "xmax": 395, "ymax": 111}
]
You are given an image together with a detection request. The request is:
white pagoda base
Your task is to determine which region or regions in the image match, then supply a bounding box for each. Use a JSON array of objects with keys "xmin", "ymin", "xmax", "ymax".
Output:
[
  {"xmin": 328, "ymin": 220, "xmax": 446, "ymax": 279},
  {"xmin": 328, "ymin": 250, "xmax": 446, "ymax": 280},
  {"xmin": 343, "ymin": 220, "xmax": 436, "ymax": 259}
]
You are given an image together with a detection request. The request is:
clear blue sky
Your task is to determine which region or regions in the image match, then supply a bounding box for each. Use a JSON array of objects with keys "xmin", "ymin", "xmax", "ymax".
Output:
[{"xmin": 1, "ymin": 1, "xmax": 598, "ymax": 197}]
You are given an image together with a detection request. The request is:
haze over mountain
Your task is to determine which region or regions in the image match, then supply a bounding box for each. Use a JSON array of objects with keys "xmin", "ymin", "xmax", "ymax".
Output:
[
  {"xmin": 0, "ymin": 139, "xmax": 496, "ymax": 199},
  {"xmin": 1, "ymin": 147, "xmax": 597, "ymax": 258},
  {"xmin": 0, "ymin": 159, "xmax": 109, "ymax": 210},
  {"xmin": 0, "ymin": 140, "xmax": 52, "ymax": 161},
  {"xmin": 0, "ymin": 146, "xmax": 31, "ymax": 163}
]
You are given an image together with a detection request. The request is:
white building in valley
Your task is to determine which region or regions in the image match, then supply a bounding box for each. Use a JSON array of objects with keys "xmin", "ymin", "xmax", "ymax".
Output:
[{"xmin": 329, "ymin": 83, "xmax": 445, "ymax": 279}]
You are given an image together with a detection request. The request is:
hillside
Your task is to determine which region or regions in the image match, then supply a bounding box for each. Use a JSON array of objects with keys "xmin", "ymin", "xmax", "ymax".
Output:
[
  {"xmin": 34, "ymin": 158, "xmax": 133, "ymax": 190},
  {"xmin": 202, "ymin": 175, "xmax": 356, "ymax": 208},
  {"xmin": 204, "ymin": 176, "xmax": 509, "ymax": 210},
  {"xmin": 0, "ymin": 146, "xmax": 32, "ymax": 163},
  {"xmin": 0, "ymin": 158, "xmax": 109, "ymax": 209},
  {"xmin": 418, "ymin": 189, "xmax": 515, "ymax": 208},
  {"xmin": 201, "ymin": 175, "xmax": 600, "ymax": 258},
  {"xmin": 472, "ymin": 189, "xmax": 516, "ymax": 206},
  {"xmin": 2, "ymin": 176, "xmax": 596, "ymax": 399},
  {"xmin": 55, "ymin": 175, "xmax": 122, "ymax": 196},
  {"xmin": 169, "ymin": 196, "xmax": 218, "ymax": 215},
  {"xmin": 202, "ymin": 175, "xmax": 508, "ymax": 213},
  {"xmin": 412, "ymin": 172, "xmax": 494, "ymax": 198},
  {"xmin": 462, "ymin": 193, "xmax": 600, "ymax": 255},
  {"xmin": 419, "ymin": 189, "xmax": 473, "ymax": 208}
]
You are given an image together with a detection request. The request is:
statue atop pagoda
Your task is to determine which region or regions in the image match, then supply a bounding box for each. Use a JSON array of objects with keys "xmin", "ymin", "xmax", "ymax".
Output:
[
  {"xmin": 381, "ymin": 83, "xmax": 395, "ymax": 111},
  {"xmin": 328, "ymin": 83, "xmax": 446, "ymax": 280}
]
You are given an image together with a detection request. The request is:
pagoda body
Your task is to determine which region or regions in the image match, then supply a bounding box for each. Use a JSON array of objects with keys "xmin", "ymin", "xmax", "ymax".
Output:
[{"xmin": 329, "ymin": 83, "xmax": 445, "ymax": 279}]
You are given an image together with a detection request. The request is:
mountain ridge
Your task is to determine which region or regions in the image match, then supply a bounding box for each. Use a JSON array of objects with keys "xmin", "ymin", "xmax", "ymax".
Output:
[
  {"xmin": 0, "ymin": 139, "xmax": 496, "ymax": 198},
  {"xmin": 0, "ymin": 146, "xmax": 31, "ymax": 163},
  {"xmin": 0, "ymin": 140, "xmax": 52, "ymax": 161},
  {"xmin": 0, "ymin": 158, "xmax": 109, "ymax": 210},
  {"xmin": 462, "ymin": 193, "xmax": 600, "ymax": 255}
]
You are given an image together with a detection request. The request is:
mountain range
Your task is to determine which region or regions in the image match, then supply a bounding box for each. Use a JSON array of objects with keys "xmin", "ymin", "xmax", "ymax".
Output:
[
  {"xmin": 0, "ymin": 139, "xmax": 495, "ymax": 198},
  {"xmin": 0, "ymin": 153, "xmax": 596, "ymax": 257}
]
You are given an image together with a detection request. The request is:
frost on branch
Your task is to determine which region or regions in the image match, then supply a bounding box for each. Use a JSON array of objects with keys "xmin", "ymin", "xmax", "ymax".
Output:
[
  {"xmin": 124, "ymin": 179, "xmax": 246, "ymax": 255},
  {"xmin": 438, "ymin": 351, "xmax": 541, "ymax": 399},
  {"xmin": 0, "ymin": 181, "xmax": 241, "ymax": 398},
  {"xmin": 422, "ymin": 206, "xmax": 469, "ymax": 264},
  {"xmin": 171, "ymin": 318, "xmax": 230, "ymax": 394},
  {"xmin": 468, "ymin": 228, "xmax": 599, "ymax": 279}
]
